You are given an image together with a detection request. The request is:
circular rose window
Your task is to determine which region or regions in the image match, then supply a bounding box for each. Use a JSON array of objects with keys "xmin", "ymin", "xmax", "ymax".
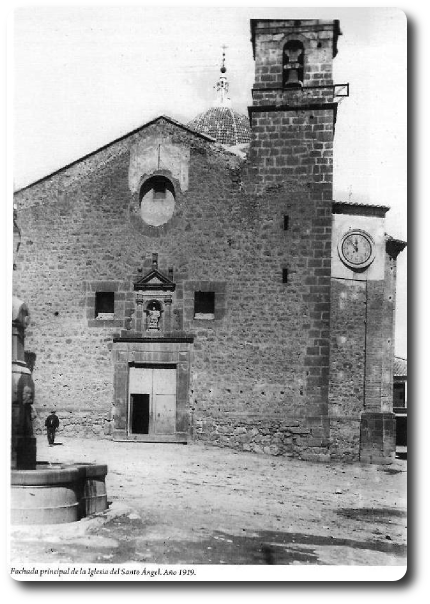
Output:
[{"xmin": 140, "ymin": 176, "xmax": 175, "ymax": 226}]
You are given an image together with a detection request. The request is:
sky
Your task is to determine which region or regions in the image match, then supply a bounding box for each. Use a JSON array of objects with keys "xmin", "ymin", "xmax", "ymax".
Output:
[{"xmin": 11, "ymin": 6, "xmax": 407, "ymax": 356}]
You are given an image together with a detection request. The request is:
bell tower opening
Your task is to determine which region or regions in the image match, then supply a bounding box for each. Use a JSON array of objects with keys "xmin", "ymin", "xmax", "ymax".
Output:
[{"xmin": 282, "ymin": 40, "xmax": 304, "ymax": 88}]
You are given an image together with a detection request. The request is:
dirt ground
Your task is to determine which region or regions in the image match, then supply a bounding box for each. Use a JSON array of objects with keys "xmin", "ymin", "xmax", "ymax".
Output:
[{"xmin": 9, "ymin": 436, "xmax": 407, "ymax": 568}]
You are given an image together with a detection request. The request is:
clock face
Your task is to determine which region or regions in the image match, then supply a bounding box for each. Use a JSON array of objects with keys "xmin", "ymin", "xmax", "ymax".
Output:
[{"xmin": 339, "ymin": 230, "xmax": 375, "ymax": 270}]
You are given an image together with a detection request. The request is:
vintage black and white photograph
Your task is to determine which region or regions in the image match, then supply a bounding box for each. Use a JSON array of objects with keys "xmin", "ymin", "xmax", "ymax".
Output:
[{"xmin": 9, "ymin": 6, "xmax": 408, "ymax": 582}]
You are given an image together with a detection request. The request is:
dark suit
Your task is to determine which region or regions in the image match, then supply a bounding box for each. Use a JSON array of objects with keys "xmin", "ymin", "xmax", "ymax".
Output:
[{"xmin": 45, "ymin": 413, "xmax": 59, "ymax": 445}]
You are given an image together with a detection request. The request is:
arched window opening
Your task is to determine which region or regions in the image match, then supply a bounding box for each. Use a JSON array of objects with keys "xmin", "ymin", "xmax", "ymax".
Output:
[
  {"xmin": 140, "ymin": 175, "xmax": 175, "ymax": 227},
  {"xmin": 283, "ymin": 40, "xmax": 304, "ymax": 88},
  {"xmin": 140, "ymin": 175, "xmax": 175, "ymax": 200}
]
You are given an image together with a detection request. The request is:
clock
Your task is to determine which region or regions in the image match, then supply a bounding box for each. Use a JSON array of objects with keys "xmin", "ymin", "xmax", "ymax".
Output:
[{"xmin": 338, "ymin": 230, "xmax": 375, "ymax": 270}]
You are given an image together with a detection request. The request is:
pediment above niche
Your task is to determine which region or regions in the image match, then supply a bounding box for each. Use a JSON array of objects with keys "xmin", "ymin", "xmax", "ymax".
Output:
[
  {"xmin": 128, "ymin": 136, "xmax": 190, "ymax": 195},
  {"xmin": 134, "ymin": 268, "xmax": 176, "ymax": 292}
]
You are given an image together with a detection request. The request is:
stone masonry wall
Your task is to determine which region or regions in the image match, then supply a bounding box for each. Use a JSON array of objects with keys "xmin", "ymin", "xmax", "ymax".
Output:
[
  {"xmin": 14, "ymin": 116, "xmax": 332, "ymax": 455},
  {"xmin": 252, "ymin": 19, "xmax": 338, "ymax": 106},
  {"xmin": 328, "ymin": 279, "xmax": 366, "ymax": 418},
  {"xmin": 246, "ymin": 22, "xmax": 337, "ymax": 440},
  {"xmin": 241, "ymin": 20, "xmax": 340, "ymax": 459},
  {"xmin": 328, "ymin": 248, "xmax": 399, "ymax": 463},
  {"xmin": 33, "ymin": 408, "xmax": 106, "ymax": 439},
  {"xmin": 243, "ymin": 109, "xmax": 335, "ymax": 421},
  {"xmin": 327, "ymin": 279, "xmax": 367, "ymax": 461},
  {"xmin": 193, "ymin": 415, "xmax": 330, "ymax": 462},
  {"xmin": 358, "ymin": 246, "xmax": 399, "ymax": 463}
]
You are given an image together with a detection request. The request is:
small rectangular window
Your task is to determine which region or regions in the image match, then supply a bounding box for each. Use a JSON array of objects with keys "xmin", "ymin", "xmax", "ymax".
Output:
[
  {"xmin": 282, "ymin": 269, "xmax": 289, "ymax": 283},
  {"xmin": 95, "ymin": 292, "xmax": 114, "ymax": 319},
  {"xmin": 194, "ymin": 291, "xmax": 215, "ymax": 320},
  {"xmin": 393, "ymin": 383, "xmax": 406, "ymax": 408},
  {"xmin": 283, "ymin": 215, "xmax": 289, "ymax": 230}
]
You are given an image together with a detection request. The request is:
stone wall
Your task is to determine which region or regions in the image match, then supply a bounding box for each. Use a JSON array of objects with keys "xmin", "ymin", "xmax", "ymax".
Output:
[
  {"xmin": 359, "ymin": 413, "xmax": 396, "ymax": 464},
  {"xmin": 193, "ymin": 415, "xmax": 330, "ymax": 462},
  {"xmin": 33, "ymin": 408, "xmax": 106, "ymax": 439},
  {"xmin": 239, "ymin": 20, "xmax": 338, "ymax": 458},
  {"xmin": 14, "ymin": 114, "xmax": 335, "ymax": 455},
  {"xmin": 329, "ymin": 417, "xmax": 361, "ymax": 462},
  {"xmin": 251, "ymin": 19, "xmax": 339, "ymax": 103},
  {"xmin": 328, "ymin": 279, "xmax": 366, "ymax": 417}
]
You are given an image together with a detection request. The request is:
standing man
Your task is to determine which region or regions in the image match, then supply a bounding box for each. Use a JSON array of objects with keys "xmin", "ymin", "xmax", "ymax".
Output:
[{"xmin": 45, "ymin": 410, "xmax": 59, "ymax": 446}]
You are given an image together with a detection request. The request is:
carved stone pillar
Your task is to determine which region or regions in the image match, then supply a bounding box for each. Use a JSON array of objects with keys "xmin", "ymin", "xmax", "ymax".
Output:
[{"xmin": 12, "ymin": 297, "xmax": 36, "ymax": 470}]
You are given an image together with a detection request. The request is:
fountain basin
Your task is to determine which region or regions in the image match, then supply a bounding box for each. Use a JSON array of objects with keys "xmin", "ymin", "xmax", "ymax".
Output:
[
  {"xmin": 66, "ymin": 463, "xmax": 108, "ymax": 518},
  {"xmin": 11, "ymin": 463, "xmax": 108, "ymax": 525},
  {"xmin": 10, "ymin": 296, "xmax": 109, "ymax": 526}
]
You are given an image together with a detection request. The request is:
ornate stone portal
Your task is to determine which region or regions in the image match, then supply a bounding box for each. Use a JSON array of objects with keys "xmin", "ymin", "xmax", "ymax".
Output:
[
  {"xmin": 133, "ymin": 253, "xmax": 175, "ymax": 334},
  {"xmin": 111, "ymin": 254, "xmax": 192, "ymax": 442}
]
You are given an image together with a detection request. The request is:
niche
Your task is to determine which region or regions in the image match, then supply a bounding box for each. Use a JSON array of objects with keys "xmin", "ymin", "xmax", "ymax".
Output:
[
  {"xmin": 283, "ymin": 40, "xmax": 304, "ymax": 88},
  {"xmin": 145, "ymin": 300, "xmax": 163, "ymax": 332}
]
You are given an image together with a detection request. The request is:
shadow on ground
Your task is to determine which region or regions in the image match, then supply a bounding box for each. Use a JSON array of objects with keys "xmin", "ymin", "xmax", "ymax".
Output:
[
  {"xmin": 337, "ymin": 507, "xmax": 407, "ymax": 523},
  {"xmin": 89, "ymin": 513, "xmax": 407, "ymax": 566},
  {"xmin": 11, "ymin": 509, "xmax": 407, "ymax": 566}
]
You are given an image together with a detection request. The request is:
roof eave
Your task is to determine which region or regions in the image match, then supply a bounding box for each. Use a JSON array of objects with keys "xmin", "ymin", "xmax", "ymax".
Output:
[
  {"xmin": 14, "ymin": 115, "xmax": 215, "ymax": 194},
  {"xmin": 332, "ymin": 200, "xmax": 390, "ymax": 217}
]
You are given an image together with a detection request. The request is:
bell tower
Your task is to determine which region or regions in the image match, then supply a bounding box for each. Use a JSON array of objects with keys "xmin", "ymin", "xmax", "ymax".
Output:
[
  {"xmin": 249, "ymin": 18, "xmax": 341, "ymax": 186},
  {"xmin": 247, "ymin": 19, "xmax": 343, "ymax": 458}
]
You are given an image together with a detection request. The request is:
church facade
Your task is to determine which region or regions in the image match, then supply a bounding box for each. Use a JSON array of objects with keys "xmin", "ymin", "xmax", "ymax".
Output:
[{"xmin": 13, "ymin": 19, "xmax": 405, "ymax": 463}]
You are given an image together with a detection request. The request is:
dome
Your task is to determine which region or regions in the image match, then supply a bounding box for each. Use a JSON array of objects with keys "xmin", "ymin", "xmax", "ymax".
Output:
[{"xmin": 188, "ymin": 106, "xmax": 251, "ymax": 147}]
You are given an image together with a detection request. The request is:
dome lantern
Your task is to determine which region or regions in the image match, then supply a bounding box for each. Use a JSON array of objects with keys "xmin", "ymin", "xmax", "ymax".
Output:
[
  {"xmin": 215, "ymin": 47, "xmax": 230, "ymax": 108},
  {"xmin": 187, "ymin": 48, "xmax": 251, "ymax": 148}
]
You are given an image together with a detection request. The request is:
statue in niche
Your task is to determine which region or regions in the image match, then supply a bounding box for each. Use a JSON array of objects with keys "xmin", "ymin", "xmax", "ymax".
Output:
[{"xmin": 146, "ymin": 301, "xmax": 162, "ymax": 331}]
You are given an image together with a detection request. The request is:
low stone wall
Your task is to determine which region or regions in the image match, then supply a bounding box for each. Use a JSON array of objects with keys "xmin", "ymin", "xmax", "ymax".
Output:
[
  {"xmin": 329, "ymin": 417, "xmax": 361, "ymax": 462},
  {"xmin": 32, "ymin": 408, "xmax": 363, "ymax": 462},
  {"xmin": 33, "ymin": 408, "xmax": 108, "ymax": 439},
  {"xmin": 193, "ymin": 415, "xmax": 332, "ymax": 462},
  {"xmin": 359, "ymin": 412, "xmax": 396, "ymax": 464}
]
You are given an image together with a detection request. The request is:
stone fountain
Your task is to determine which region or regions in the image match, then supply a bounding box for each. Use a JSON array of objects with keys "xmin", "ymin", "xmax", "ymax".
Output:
[{"xmin": 11, "ymin": 210, "xmax": 108, "ymax": 525}]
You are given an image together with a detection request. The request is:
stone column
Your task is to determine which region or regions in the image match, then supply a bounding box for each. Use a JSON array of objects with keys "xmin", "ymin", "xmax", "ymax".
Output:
[
  {"xmin": 359, "ymin": 238, "xmax": 406, "ymax": 464},
  {"xmin": 12, "ymin": 297, "xmax": 36, "ymax": 470}
]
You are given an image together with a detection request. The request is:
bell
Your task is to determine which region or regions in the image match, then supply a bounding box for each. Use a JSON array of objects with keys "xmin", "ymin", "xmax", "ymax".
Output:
[
  {"xmin": 286, "ymin": 68, "xmax": 300, "ymax": 85},
  {"xmin": 285, "ymin": 68, "xmax": 303, "ymax": 86},
  {"xmin": 283, "ymin": 42, "xmax": 304, "ymax": 87}
]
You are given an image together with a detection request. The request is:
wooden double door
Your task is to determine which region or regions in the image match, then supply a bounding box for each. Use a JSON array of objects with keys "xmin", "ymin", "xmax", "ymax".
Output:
[{"xmin": 129, "ymin": 365, "xmax": 177, "ymax": 435}]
